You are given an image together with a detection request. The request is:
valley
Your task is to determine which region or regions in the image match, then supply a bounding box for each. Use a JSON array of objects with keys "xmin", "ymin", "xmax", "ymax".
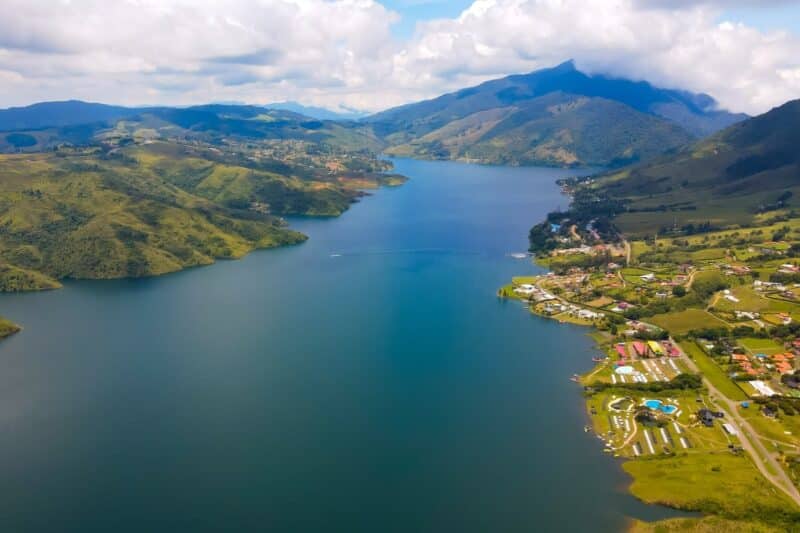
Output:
[{"xmin": 0, "ymin": 59, "xmax": 796, "ymax": 532}]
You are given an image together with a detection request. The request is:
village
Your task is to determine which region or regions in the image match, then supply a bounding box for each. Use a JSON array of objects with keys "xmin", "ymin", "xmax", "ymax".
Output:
[{"xmin": 501, "ymin": 216, "xmax": 800, "ymax": 501}]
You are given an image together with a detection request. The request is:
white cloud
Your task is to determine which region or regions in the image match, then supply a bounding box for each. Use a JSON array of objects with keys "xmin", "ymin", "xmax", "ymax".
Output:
[
  {"xmin": 0, "ymin": 0, "xmax": 797, "ymax": 114},
  {"xmin": 398, "ymin": 0, "xmax": 800, "ymax": 114}
]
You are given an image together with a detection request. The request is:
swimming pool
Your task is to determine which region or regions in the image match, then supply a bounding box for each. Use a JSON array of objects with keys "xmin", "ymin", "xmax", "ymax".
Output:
[{"xmin": 644, "ymin": 399, "xmax": 678, "ymax": 415}]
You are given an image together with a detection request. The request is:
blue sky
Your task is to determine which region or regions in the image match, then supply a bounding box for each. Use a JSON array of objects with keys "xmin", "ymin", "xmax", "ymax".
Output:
[
  {"xmin": 383, "ymin": 0, "xmax": 800, "ymax": 38},
  {"xmin": 381, "ymin": 0, "xmax": 473, "ymax": 37},
  {"xmin": 722, "ymin": 5, "xmax": 800, "ymax": 34}
]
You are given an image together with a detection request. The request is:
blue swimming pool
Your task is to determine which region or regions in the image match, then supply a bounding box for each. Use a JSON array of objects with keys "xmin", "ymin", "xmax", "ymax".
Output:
[{"xmin": 644, "ymin": 399, "xmax": 678, "ymax": 415}]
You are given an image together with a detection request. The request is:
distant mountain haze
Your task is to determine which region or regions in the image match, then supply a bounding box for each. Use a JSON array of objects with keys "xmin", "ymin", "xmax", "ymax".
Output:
[
  {"xmin": 264, "ymin": 102, "xmax": 369, "ymax": 121},
  {"xmin": 0, "ymin": 100, "xmax": 144, "ymax": 132}
]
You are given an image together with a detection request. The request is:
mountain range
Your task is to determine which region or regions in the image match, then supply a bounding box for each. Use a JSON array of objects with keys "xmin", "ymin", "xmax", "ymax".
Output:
[
  {"xmin": 368, "ymin": 61, "xmax": 746, "ymax": 167},
  {"xmin": 0, "ymin": 62, "xmax": 747, "ymax": 168}
]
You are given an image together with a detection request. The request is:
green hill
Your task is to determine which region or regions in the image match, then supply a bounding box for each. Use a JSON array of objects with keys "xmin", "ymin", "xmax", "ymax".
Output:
[
  {"xmin": 369, "ymin": 61, "xmax": 744, "ymax": 167},
  {"xmin": 591, "ymin": 98, "xmax": 800, "ymax": 235},
  {"xmin": 0, "ymin": 103, "xmax": 403, "ymax": 291},
  {"xmin": 0, "ymin": 146, "xmax": 306, "ymax": 288}
]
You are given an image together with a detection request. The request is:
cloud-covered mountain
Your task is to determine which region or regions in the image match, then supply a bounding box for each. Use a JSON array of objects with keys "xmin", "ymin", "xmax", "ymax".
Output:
[
  {"xmin": 0, "ymin": 1, "xmax": 796, "ymax": 115},
  {"xmin": 368, "ymin": 61, "xmax": 746, "ymax": 167}
]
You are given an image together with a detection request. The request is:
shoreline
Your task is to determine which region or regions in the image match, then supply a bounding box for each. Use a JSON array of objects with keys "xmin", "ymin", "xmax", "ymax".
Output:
[
  {"xmin": 500, "ymin": 260, "xmax": 800, "ymax": 532},
  {"xmin": 0, "ymin": 176, "xmax": 407, "ymax": 342}
]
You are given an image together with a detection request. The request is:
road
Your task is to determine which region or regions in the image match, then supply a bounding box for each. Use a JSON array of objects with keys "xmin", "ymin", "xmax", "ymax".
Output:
[
  {"xmin": 676, "ymin": 339, "xmax": 800, "ymax": 506},
  {"xmin": 524, "ymin": 264, "xmax": 800, "ymax": 504},
  {"xmin": 623, "ymin": 239, "xmax": 631, "ymax": 266}
]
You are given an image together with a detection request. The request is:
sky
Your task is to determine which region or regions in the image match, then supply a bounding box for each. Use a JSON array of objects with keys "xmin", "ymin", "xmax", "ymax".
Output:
[{"xmin": 0, "ymin": 0, "xmax": 798, "ymax": 115}]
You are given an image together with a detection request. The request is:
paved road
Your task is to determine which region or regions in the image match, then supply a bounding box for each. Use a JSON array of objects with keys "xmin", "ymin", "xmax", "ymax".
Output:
[{"xmin": 676, "ymin": 339, "xmax": 800, "ymax": 506}]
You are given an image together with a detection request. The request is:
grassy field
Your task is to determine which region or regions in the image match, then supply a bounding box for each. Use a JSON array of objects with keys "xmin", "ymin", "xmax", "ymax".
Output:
[
  {"xmin": 739, "ymin": 405, "xmax": 800, "ymax": 451},
  {"xmin": 681, "ymin": 341, "xmax": 747, "ymax": 401},
  {"xmin": 650, "ymin": 309, "xmax": 730, "ymax": 335},
  {"xmin": 0, "ymin": 317, "xmax": 20, "ymax": 338},
  {"xmin": 624, "ymin": 452, "xmax": 800, "ymax": 526},
  {"xmin": 739, "ymin": 337, "xmax": 785, "ymax": 355},
  {"xmin": 630, "ymin": 516, "xmax": 785, "ymax": 532},
  {"xmin": 714, "ymin": 286, "xmax": 796, "ymax": 315}
]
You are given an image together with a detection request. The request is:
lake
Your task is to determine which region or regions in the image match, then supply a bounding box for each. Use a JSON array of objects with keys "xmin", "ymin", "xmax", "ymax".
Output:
[{"xmin": 0, "ymin": 158, "xmax": 678, "ymax": 531}]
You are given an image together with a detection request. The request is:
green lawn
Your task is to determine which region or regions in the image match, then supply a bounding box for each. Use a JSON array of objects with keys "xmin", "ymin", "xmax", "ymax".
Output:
[
  {"xmin": 739, "ymin": 337, "xmax": 785, "ymax": 355},
  {"xmin": 681, "ymin": 341, "xmax": 747, "ymax": 401},
  {"xmin": 649, "ymin": 309, "xmax": 729, "ymax": 335},
  {"xmin": 690, "ymin": 248, "xmax": 727, "ymax": 261},
  {"xmin": 624, "ymin": 452, "xmax": 800, "ymax": 525},
  {"xmin": 714, "ymin": 286, "xmax": 799, "ymax": 315}
]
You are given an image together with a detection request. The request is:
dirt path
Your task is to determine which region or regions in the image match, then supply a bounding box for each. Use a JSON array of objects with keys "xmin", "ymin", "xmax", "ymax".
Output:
[{"xmin": 623, "ymin": 239, "xmax": 631, "ymax": 266}]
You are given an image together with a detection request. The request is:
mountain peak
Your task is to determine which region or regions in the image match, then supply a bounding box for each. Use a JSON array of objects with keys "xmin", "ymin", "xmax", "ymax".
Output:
[{"xmin": 549, "ymin": 59, "xmax": 576, "ymax": 73}]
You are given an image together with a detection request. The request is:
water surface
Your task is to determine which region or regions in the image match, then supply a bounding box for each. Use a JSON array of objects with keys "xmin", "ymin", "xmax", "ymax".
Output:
[{"xmin": 0, "ymin": 158, "xmax": 676, "ymax": 531}]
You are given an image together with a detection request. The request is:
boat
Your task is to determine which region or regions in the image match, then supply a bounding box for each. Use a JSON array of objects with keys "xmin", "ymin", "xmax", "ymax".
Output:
[
  {"xmin": 592, "ymin": 356, "xmax": 607, "ymax": 362},
  {"xmin": 570, "ymin": 374, "xmax": 581, "ymax": 383},
  {"xmin": 583, "ymin": 426, "xmax": 590, "ymax": 433}
]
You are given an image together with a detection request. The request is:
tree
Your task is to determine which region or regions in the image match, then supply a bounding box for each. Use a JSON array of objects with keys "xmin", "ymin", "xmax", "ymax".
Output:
[{"xmin": 672, "ymin": 285, "xmax": 687, "ymax": 297}]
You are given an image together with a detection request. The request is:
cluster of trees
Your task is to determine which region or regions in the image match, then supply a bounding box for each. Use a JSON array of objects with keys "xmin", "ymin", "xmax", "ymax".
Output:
[
  {"xmin": 594, "ymin": 372, "xmax": 701, "ymax": 394},
  {"xmin": 754, "ymin": 396, "xmax": 800, "ymax": 416}
]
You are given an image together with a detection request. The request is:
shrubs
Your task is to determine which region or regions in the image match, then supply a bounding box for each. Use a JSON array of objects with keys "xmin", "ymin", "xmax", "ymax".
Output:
[{"xmin": 595, "ymin": 372, "xmax": 701, "ymax": 393}]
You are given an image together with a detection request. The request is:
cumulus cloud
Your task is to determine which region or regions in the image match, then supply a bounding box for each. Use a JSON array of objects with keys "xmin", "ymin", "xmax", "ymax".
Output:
[
  {"xmin": 0, "ymin": 0, "xmax": 402, "ymax": 110},
  {"xmin": 398, "ymin": 0, "xmax": 800, "ymax": 114},
  {"xmin": 0, "ymin": 0, "xmax": 797, "ymax": 114}
]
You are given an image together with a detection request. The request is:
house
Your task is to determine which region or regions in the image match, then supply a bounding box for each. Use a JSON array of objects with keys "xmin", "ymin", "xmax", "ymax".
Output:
[
  {"xmin": 762, "ymin": 405, "xmax": 778, "ymax": 418},
  {"xmin": 647, "ymin": 341, "xmax": 665, "ymax": 357},
  {"xmin": 513, "ymin": 284, "xmax": 535, "ymax": 296},
  {"xmin": 697, "ymin": 408, "xmax": 716, "ymax": 427},
  {"xmin": 722, "ymin": 423, "xmax": 738, "ymax": 436},
  {"xmin": 640, "ymin": 273, "xmax": 656, "ymax": 282},
  {"xmin": 612, "ymin": 301, "xmax": 633, "ymax": 313},
  {"xmin": 632, "ymin": 341, "xmax": 648, "ymax": 358},
  {"xmin": 577, "ymin": 309, "xmax": 603, "ymax": 320}
]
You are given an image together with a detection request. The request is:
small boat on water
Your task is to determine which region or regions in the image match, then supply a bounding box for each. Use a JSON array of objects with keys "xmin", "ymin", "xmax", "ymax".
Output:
[
  {"xmin": 509, "ymin": 253, "xmax": 528, "ymax": 259},
  {"xmin": 592, "ymin": 356, "xmax": 607, "ymax": 362},
  {"xmin": 570, "ymin": 374, "xmax": 581, "ymax": 383},
  {"xmin": 584, "ymin": 426, "xmax": 590, "ymax": 433}
]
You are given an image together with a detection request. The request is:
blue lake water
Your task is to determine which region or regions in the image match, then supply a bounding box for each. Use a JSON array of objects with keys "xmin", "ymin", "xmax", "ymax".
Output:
[{"xmin": 0, "ymin": 158, "xmax": 679, "ymax": 531}]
